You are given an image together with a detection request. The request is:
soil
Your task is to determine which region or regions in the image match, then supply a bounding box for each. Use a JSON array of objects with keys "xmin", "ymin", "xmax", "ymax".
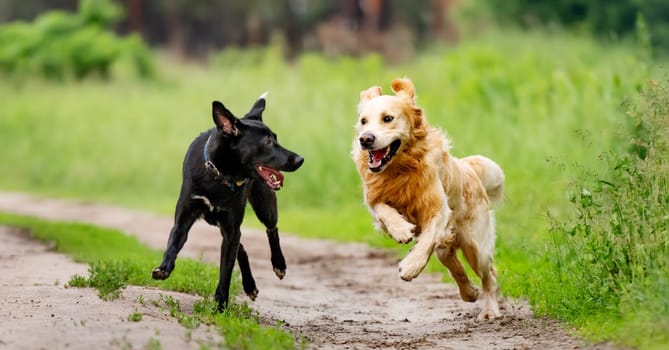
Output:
[{"xmin": 0, "ymin": 192, "xmax": 621, "ymax": 350}]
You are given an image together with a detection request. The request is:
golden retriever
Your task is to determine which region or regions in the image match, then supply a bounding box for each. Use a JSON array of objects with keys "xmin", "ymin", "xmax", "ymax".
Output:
[{"xmin": 351, "ymin": 78, "xmax": 505, "ymax": 319}]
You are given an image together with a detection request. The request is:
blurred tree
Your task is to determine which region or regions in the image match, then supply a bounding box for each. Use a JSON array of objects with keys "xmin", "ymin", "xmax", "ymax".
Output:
[
  {"xmin": 124, "ymin": 0, "xmax": 142, "ymax": 33},
  {"xmin": 0, "ymin": 0, "xmax": 76, "ymax": 21},
  {"xmin": 485, "ymin": 0, "xmax": 669, "ymax": 52},
  {"xmin": 0, "ymin": 0, "xmax": 460, "ymax": 61}
]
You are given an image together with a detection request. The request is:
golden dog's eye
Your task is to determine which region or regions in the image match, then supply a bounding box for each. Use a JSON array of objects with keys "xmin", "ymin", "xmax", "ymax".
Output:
[
  {"xmin": 360, "ymin": 118, "xmax": 367, "ymax": 125},
  {"xmin": 383, "ymin": 115, "xmax": 394, "ymax": 123}
]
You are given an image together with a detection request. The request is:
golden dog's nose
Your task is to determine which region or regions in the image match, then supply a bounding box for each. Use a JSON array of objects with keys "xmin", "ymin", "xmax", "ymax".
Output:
[{"xmin": 359, "ymin": 133, "xmax": 376, "ymax": 149}]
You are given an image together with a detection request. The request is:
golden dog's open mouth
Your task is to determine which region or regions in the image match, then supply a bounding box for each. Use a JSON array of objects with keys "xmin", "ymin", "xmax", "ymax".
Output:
[
  {"xmin": 256, "ymin": 165, "xmax": 284, "ymax": 191},
  {"xmin": 367, "ymin": 140, "xmax": 401, "ymax": 173}
]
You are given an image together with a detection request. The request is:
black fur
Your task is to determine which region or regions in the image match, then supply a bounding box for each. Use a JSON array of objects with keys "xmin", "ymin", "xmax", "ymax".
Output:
[{"xmin": 152, "ymin": 95, "xmax": 303, "ymax": 310}]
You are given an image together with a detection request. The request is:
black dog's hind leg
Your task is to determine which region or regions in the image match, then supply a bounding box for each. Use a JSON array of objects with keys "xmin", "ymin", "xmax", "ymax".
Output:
[
  {"xmin": 249, "ymin": 181, "xmax": 286, "ymax": 279},
  {"xmin": 215, "ymin": 214, "xmax": 243, "ymax": 311},
  {"xmin": 152, "ymin": 195, "xmax": 199, "ymax": 280},
  {"xmin": 237, "ymin": 243, "xmax": 259, "ymax": 300}
]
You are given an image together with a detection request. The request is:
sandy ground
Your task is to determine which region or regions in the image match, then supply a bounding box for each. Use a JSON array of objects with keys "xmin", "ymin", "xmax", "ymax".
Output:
[{"xmin": 0, "ymin": 192, "xmax": 621, "ymax": 349}]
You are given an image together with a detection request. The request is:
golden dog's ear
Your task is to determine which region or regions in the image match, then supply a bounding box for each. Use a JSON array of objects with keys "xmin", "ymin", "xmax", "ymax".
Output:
[
  {"xmin": 391, "ymin": 78, "xmax": 416, "ymax": 104},
  {"xmin": 360, "ymin": 86, "xmax": 382, "ymax": 103},
  {"xmin": 358, "ymin": 86, "xmax": 382, "ymax": 114}
]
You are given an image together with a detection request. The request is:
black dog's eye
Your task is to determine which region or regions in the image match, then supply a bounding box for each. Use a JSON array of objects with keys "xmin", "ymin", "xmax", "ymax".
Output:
[
  {"xmin": 265, "ymin": 138, "xmax": 273, "ymax": 146},
  {"xmin": 383, "ymin": 115, "xmax": 394, "ymax": 123},
  {"xmin": 360, "ymin": 118, "xmax": 367, "ymax": 125}
]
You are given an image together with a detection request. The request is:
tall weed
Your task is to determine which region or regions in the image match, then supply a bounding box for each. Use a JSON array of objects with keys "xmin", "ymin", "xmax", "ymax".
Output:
[{"xmin": 546, "ymin": 79, "xmax": 669, "ymax": 347}]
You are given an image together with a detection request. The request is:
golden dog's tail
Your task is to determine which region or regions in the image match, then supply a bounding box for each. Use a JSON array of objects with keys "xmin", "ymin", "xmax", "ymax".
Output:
[{"xmin": 462, "ymin": 155, "xmax": 505, "ymax": 206}]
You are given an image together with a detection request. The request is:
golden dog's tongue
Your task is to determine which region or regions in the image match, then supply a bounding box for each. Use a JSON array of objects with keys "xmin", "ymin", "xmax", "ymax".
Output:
[
  {"xmin": 371, "ymin": 149, "xmax": 385, "ymax": 159},
  {"xmin": 369, "ymin": 149, "xmax": 385, "ymax": 168}
]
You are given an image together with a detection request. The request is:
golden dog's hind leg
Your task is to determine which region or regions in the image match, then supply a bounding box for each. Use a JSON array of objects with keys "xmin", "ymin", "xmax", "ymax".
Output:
[
  {"xmin": 434, "ymin": 239, "xmax": 479, "ymax": 302},
  {"xmin": 461, "ymin": 211, "xmax": 501, "ymax": 320},
  {"xmin": 477, "ymin": 258, "xmax": 501, "ymax": 320}
]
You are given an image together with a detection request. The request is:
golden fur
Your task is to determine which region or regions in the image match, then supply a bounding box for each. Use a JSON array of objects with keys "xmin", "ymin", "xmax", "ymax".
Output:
[{"xmin": 352, "ymin": 78, "xmax": 505, "ymax": 319}]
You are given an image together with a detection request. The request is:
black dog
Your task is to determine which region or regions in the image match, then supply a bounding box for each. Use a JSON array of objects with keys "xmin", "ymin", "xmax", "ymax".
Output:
[{"xmin": 152, "ymin": 93, "xmax": 303, "ymax": 310}]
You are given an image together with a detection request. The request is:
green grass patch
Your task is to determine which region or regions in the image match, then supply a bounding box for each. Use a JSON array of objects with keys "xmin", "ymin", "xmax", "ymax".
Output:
[
  {"xmin": 0, "ymin": 212, "xmax": 301, "ymax": 349},
  {"xmin": 128, "ymin": 309, "xmax": 143, "ymax": 322}
]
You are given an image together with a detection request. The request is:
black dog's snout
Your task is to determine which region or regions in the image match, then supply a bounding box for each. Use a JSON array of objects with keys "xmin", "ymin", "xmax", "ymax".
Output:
[
  {"xmin": 359, "ymin": 133, "xmax": 376, "ymax": 149},
  {"xmin": 290, "ymin": 154, "xmax": 304, "ymax": 170}
]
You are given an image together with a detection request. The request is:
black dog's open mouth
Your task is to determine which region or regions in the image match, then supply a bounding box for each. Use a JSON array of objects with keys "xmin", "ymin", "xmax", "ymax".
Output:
[
  {"xmin": 368, "ymin": 140, "xmax": 401, "ymax": 173},
  {"xmin": 256, "ymin": 165, "xmax": 284, "ymax": 191}
]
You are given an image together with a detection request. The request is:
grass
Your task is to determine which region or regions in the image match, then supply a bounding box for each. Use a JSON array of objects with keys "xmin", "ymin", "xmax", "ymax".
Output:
[
  {"xmin": 0, "ymin": 29, "xmax": 666, "ymax": 348},
  {"xmin": 540, "ymin": 79, "xmax": 669, "ymax": 348},
  {"xmin": 0, "ymin": 212, "xmax": 300, "ymax": 350}
]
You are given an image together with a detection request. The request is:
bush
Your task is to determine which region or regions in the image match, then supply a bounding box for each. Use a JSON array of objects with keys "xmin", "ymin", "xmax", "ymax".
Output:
[
  {"xmin": 547, "ymin": 79, "xmax": 669, "ymax": 346},
  {"xmin": 0, "ymin": 0, "xmax": 154, "ymax": 80}
]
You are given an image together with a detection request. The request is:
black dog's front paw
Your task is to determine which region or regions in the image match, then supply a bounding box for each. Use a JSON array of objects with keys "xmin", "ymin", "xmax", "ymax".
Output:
[{"xmin": 151, "ymin": 267, "xmax": 171, "ymax": 280}]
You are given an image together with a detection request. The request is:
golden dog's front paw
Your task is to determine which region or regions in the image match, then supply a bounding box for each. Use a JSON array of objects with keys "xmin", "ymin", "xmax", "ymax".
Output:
[
  {"xmin": 398, "ymin": 254, "xmax": 427, "ymax": 281},
  {"xmin": 387, "ymin": 221, "xmax": 415, "ymax": 244}
]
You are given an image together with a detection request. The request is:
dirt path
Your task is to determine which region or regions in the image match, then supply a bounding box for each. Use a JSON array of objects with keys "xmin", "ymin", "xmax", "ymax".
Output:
[
  {"xmin": 0, "ymin": 192, "xmax": 615, "ymax": 349},
  {"xmin": 0, "ymin": 225, "xmax": 223, "ymax": 349}
]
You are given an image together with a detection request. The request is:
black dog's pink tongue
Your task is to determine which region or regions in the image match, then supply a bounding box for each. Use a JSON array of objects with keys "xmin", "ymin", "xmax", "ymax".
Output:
[{"xmin": 257, "ymin": 165, "xmax": 284, "ymax": 190}]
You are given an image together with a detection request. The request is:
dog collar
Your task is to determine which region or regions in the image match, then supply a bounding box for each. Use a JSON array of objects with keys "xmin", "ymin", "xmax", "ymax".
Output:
[{"xmin": 203, "ymin": 134, "xmax": 249, "ymax": 191}]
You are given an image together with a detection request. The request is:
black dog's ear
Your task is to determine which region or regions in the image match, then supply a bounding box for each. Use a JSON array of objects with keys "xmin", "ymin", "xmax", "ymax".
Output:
[
  {"xmin": 212, "ymin": 101, "xmax": 239, "ymax": 136},
  {"xmin": 243, "ymin": 91, "xmax": 268, "ymax": 121}
]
